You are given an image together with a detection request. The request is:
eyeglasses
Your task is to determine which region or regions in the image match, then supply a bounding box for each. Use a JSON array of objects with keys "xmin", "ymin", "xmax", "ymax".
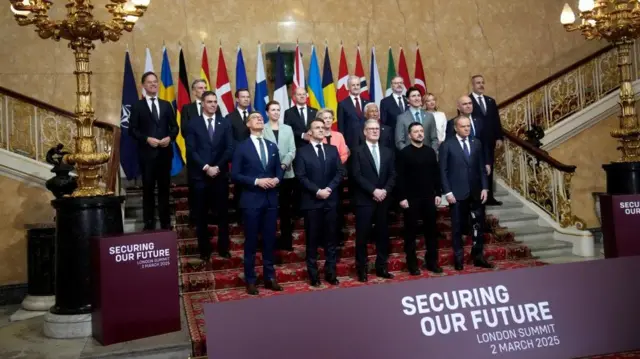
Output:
[{"xmin": 365, "ymin": 128, "xmax": 380, "ymax": 132}]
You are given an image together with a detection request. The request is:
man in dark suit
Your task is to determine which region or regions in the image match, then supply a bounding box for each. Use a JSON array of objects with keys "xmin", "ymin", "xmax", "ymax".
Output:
[
  {"xmin": 379, "ymin": 76, "xmax": 408, "ymax": 130},
  {"xmin": 129, "ymin": 71, "xmax": 178, "ymax": 230},
  {"xmin": 284, "ymin": 87, "xmax": 318, "ymax": 148},
  {"xmin": 294, "ymin": 118, "xmax": 345, "ymax": 287},
  {"xmin": 231, "ymin": 112, "xmax": 284, "ymax": 295},
  {"xmin": 337, "ymin": 75, "xmax": 370, "ymax": 148},
  {"xmin": 470, "ymin": 75, "xmax": 504, "ymax": 206},
  {"xmin": 351, "ymin": 103, "xmax": 394, "ymax": 149},
  {"xmin": 226, "ymin": 88, "xmax": 252, "ymax": 143},
  {"xmin": 439, "ymin": 116, "xmax": 493, "ymax": 271},
  {"xmin": 445, "ymin": 95, "xmax": 483, "ymax": 141},
  {"xmin": 351, "ymin": 119, "xmax": 396, "ymax": 282},
  {"xmin": 397, "ymin": 122, "xmax": 443, "ymax": 275},
  {"xmin": 184, "ymin": 91, "xmax": 233, "ymax": 262}
]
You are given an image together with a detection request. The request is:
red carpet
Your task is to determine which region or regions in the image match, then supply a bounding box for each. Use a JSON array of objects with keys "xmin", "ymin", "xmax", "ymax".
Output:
[{"xmin": 169, "ymin": 185, "xmax": 637, "ymax": 358}]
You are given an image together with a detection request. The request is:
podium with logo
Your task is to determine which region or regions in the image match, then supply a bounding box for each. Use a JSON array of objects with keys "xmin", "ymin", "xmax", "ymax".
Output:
[
  {"xmin": 599, "ymin": 194, "xmax": 640, "ymax": 258},
  {"xmin": 91, "ymin": 230, "xmax": 180, "ymax": 345}
]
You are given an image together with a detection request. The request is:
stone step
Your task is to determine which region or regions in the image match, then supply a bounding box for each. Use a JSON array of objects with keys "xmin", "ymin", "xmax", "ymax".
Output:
[
  {"xmin": 526, "ymin": 239, "xmax": 573, "ymax": 259},
  {"xmin": 509, "ymin": 225, "xmax": 555, "ymax": 242},
  {"xmin": 494, "ymin": 212, "xmax": 539, "ymax": 228},
  {"xmin": 485, "ymin": 200, "xmax": 525, "ymax": 216}
]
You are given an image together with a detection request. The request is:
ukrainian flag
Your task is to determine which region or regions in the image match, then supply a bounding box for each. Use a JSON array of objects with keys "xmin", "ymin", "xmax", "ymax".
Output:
[
  {"xmin": 159, "ymin": 46, "xmax": 183, "ymax": 176},
  {"xmin": 308, "ymin": 46, "xmax": 325, "ymax": 110},
  {"xmin": 322, "ymin": 46, "xmax": 338, "ymax": 128}
]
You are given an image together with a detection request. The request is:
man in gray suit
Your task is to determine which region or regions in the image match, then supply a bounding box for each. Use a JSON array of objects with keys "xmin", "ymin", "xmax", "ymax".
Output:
[{"xmin": 395, "ymin": 86, "xmax": 438, "ymax": 151}]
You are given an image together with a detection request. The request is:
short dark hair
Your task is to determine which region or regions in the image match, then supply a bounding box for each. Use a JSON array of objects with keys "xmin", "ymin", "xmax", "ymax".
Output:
[
  {"xmin": 408, "ymin": 122, "xmax": 423, "ymax": 133},
  {"xmin": 308, "ymin": 118, "xmax": 324, "ymax": 130},
  {"xmin": 406, "ymin": 86, "xmax": 421, "ymax": 98},
  {"xmin": 471, "ymin": 74, "xmax": 484, "ymax": 82},
  {"xmin": 235, "ymin": 88, "xmax": 250, "ymax": 98},
  {"xmin": 141, "ymin": 71, "xmax": 157, "ymax": 84},
  {"xmin": 201, "ymin": 91, "xmax": 217, "ymax": 101},
  {"xmin": 266, "ymin": 100, "xmax": 280, "ymax": 112}
]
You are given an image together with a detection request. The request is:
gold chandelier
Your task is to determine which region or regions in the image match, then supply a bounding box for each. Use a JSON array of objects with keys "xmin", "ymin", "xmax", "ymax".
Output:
[
  {"xmin": 561, "ymin": 0, "xmax": 640, "ymax": 162},
  {"xmin": 8, "ymin": 0, "xmax": 150, "ymax": 196}
]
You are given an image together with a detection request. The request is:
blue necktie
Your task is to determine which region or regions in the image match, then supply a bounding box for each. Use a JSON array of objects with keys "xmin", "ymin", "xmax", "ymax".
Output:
[
  {"xmin": 316, "ymin": 144, "xmax": 326, "ymax": 172},
  {"xmin": 207, "ymin": 118, "xmax": 214, "ymax": 141},
  {"xmin": 414, "ymin": 111, "xmax": 421, "ymax": 124},
  {"xmin": 470, "ymin": 118, "xmax": 476, "ymax": 137},
  {"xmin": 258, "ymin": 137, "xmax": 267, "ymax": 169},
  {"xmin": 462, "ymin": 139, "xmax": 470, "ymax": 158}
]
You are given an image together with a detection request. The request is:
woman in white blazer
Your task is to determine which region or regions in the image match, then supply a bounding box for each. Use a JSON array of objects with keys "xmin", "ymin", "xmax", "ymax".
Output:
[
  {"xmin": 423, "ymin": 93, "xmax": 448, "ymax": 146},
  {"xmin": 263, "ymin": 100, "xmax": 296, "ymax": 250}
]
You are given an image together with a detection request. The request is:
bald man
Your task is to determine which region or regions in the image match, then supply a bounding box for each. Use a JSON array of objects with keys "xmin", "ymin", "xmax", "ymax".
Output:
[{"xmin": 284, "ymin": 87, "xmax": 318, "ymax": 148}]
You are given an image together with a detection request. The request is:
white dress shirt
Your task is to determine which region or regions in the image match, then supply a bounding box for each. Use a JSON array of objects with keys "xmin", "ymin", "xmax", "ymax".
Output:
[
  {"xmin": 311, "ymin": 140, "xmax": 326, "ymax": 196},
  {"xmin": 351, "ymin": 95, "xmax": 361, "ymax": 109},
  {"xmin": 298, "ymin": 106, "xmax": 307, "ymax": 138},
  {"xmin": 250, "ymin": 134, "xmax": 268, "ymax": 166},
  {"xmin": 395, "ymin": 94, "xmax": 405, "ymax": 111},
  {"xmin": 366, "ymin": 140, "xmax": 381, "ymax": 169},
  {"xmin": 145, "ymin": 95, "xmax": 160, "ymax": 116},
  {"xmin": 473, "ymin": 93, "xmax": 487, "ymax": 112},
  {"xmin": 201, "ymin": 114, "xmax": 217, "ymax": 171},
  {"xmin": 196, "ymin": 100, "xmax": 202, "ymax": 116}
]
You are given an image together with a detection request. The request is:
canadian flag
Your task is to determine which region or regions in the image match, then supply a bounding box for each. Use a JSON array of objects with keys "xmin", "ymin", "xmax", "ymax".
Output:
[
  {"xmin": 414, "ymin": 46, "xmax": 426, "ymax": 95},
  {"xmin": 215, "ymin": 46, "xmax": 234, "ymax": 117},
  {"xmin": 336, "ymin": 44, "xmax": 350, "ymax": 102},
  {"xmin": 354, "ymin": 46, "xmax": 369, "ymax": 100}
]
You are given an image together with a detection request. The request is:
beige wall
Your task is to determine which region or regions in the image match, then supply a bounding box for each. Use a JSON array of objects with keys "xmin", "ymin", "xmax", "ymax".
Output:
[
  {"xmin": 0, "ymin": 0, "xmax": 604, "ymax": 125},
  {"xmin": 0, "ymin": 176, "xmax": 54, "ymax": 285},
  {"xmin": 549, "ymin": 114, "xmax": 620, "ymax": 228}
]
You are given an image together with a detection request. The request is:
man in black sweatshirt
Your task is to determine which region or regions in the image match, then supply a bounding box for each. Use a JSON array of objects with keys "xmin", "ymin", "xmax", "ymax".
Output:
[{"xmin": 396, "ymin": 122, "xmax": 443, "ymax": 275}]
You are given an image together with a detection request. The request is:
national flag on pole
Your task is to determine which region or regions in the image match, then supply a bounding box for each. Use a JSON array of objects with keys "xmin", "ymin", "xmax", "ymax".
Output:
[
  {"xmin": 354, "ymin": 46, "xmax": 369, "ymax": 100},
  {"xmin": 322, "ymin": 45, "xmax": 338, "ymax": 130},
  {"xmin": 291, "ymin": 42, "xmax": 306, "ymax": 105},
  {"xmin": 215, "ymin": 46, "xmax": 234, "ymax": 117},
  {"xmin": 385, "ymin": 47, "xmax": 397, "ymax": 96},
  {"xmin": 273, "ymin": 46, "xmax": 289, "ymax": 124},
  {"xmin": 254, "ymin": 43, "xmax": 269, "ymax": 119},
  {"xmin": 398, "ymin": 47, "xmax": 411, "ymax": 94},
  {"xmin": 307, "ymin": 45, "xmax": 325, "ymax": 110},
  {"xmin": 369, "ymin": 47, "xmax": 383, "ymax": 107},
  {"xmin": 119, "ymin": 50, "xmax": 140, "ymax": 180},
  {"xmin": 200, "ymin": 44, "xmax": 211, "ymax": 90},
  {"xmin": 176, "ymin": 48, "xmax": 190, "ymax": 164},
  {"xmin": 336, "ymin": 44, "xmax": 350, "ymax": 102},
  {"xmin": 235, "ymin": 46, "xmax": 252, "ymax": 111},
  {"xmin": 142, "ymin": 47, "xmax": 154, "ymax": 97},
  {"xmin": 158, "ymin": 46, "xmax": 183, "ymax": 176},
  {"xmin": 414, "ymin": 46, "xmax": 426, "ymax": 95}
]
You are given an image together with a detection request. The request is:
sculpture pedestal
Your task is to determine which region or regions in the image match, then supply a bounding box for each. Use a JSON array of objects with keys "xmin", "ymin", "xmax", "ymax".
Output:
[
  {"xmin": 602, "ymin": 162, "xmax": 640, "ymax": 195},
  {"xmin": 45, "ymin": 195, "xmax": 124, "ymax": 339}
]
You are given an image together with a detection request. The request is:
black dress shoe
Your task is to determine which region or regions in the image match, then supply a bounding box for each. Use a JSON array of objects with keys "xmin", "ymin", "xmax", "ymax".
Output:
[
  {"xmin": 246, "ymin": 283, "xmax": 259, "ymax": 295},
  {"xmin": 309, "ymin": 278, "xmax": 321, "ymax": 287},
  {"xmin": 264, "ymin": 279, "xmax": 283, "ymax": 291},
  {"xmin": 454, "ymin": 260, "xmax": 464, "ymax": 271},
  {"xmin": 199, "ymin": 254, "xmax": 211, "ymax": 262},
  {"xmin": 376, "ymin": 270, "xmax": 395, "ymax": 279},
  {"xmin": 408, "ymin": 266, "xmax": 421, "ymax": 276},
  {"xmin": 218, "ymin": 251, "xmax": 232, "ymax": 259},
  {"xmin": 474, "ymin": 257, "xmax": 494, "ymax": 269},
  {"xmin": 424, "ymin": 264, "xmax": 443, "ymax": 274},
  {"xmin": 357, "ymin": 270, "xmax": 368, "ymax": 283},
  {"xmin": 486, "ymin": 198, "xmax": 503, "ymax": 206},
  {"xmin": 324, "ymin": 275, "xmax": 339, "ymax": 285}
]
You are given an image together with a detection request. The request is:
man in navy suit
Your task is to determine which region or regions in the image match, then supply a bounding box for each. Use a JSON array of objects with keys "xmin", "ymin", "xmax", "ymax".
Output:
[
  {"xmin": 184, "ymin": 91, "xmax": 234, "ymax": 262},
  {"xmin": 337, "ymin": 75, "xmax": 370, "ymax": 148},
  {"xmin": 351, "ymin": 103, "xmax": 394, "ymax": 149},
  {"xmin": 351, "ymin": 119, "xmax": 396, "ymax": 283},
  {"xmin": 379, "ymin": 76, "xmax": 408, "ymax": 130},
  {"xmin": 439, "ymin": 116, "xmax": 493, "ymax": 271},
  {"xmin": 294, "ymin": 118, "xmax": 346, "ymax": 287},
  {"xmin": 231, "ymin": 112, "xmax": 284, "ymax": 295},
  {"xmin": 129, "ymin": 71, "xmax": 178, "ymax": 230},
  {"xmin": 470, "ymin": 75, "xmax": 504, "ymax": 206}
]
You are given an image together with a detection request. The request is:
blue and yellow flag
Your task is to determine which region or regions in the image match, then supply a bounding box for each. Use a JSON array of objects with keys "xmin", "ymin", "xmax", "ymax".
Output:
[
  {"xmin": 159, "ymin": 46, "xmax": 183, "ymax": 176},
  {"xmin": 322, "ymin": 46, "xmax": 338, "ymax": 129},
  {"xmin": 308, "ymin": 46, "xmax": 325, "ymax": 110}
]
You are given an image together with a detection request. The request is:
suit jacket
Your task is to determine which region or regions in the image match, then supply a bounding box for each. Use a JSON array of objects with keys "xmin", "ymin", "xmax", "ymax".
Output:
[
  {"xmin": 337, "ymin": 96, "xmax": 370, "ymax": 148},
  {"xmin": 263, "ymin": 122, "xmax": 296, "ymax": 179},
  {"xmin": 395, "ymin": 109, "xmax": 438, "ymax": 151},
  {"xmin": 379, "ymin": 94, "xmax": 408, "ymax": 130},
  {"xmin": 231, "ymin": 136, "xmax": 284, "ymax": 209},
  {"xmin": 129, "ymin": 98, "xmax": 178, "ymax": 160},
  {"xmin": 184, "ymin": 114, "xmax": 234, "ymax": 181},
  {"xmin": 438, "ymin": 136, "xmax": 488, "ymax": 201},
  {"xmin": 350, "ymin": 143, "xmax": 396, "ymax": 207},
  {"xmin": 470, "ymin": 93, "xmax": 503, "ymax": 163},
  {"xmin": 226, "ymin": 108, "xmax": 250, "ymax": 143},
  {"xmin": 283, "ymin": 106, "xmax": 318, "ymax": 148},
  {"xmin": 351, "ymin": 123, "xmax": 394, "ymax": 150},
  {"xmin": 445, "ymin": 115, "xmax": 488, "ymax": 163},
  {"xmin": 294, "ymin": 143, "xmax": 346, "ymax": 210},
  {"xmin": 180, "ymin": 101, "xmax": 223, "ymax": 137}
]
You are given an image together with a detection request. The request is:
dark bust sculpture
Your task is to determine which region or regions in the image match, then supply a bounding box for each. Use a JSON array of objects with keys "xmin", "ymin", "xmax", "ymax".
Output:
[{"xmin": 45, "ymin": 144, "xmax": 77, "ymax": 198}]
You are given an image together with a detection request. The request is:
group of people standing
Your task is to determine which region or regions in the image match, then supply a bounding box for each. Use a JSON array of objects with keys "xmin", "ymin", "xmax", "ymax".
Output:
[{"xmin": 128, "ymin": 71, "xmax": 504, "ymax": 295}]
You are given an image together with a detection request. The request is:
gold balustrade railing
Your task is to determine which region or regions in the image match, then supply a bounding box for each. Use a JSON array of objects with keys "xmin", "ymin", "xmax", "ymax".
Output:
[
  {"xmin": 499, "ymin": 42, "xmax": 640, "ymax": 137},
  {"xmin": 0, "ymin": 86, "xmax": 120, "ymax": 194}
]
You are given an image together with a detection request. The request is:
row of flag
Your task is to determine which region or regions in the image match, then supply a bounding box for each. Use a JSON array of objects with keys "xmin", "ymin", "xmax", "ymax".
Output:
[{"xmin": 119, "ymin": 44, "xmax": 428, "ymax": 181}]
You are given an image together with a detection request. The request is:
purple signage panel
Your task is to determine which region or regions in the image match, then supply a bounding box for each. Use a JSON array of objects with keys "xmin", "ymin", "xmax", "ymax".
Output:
[
  {"xmin": 205, "ymin": 257, "xmax": 640, "ymax": 359},
  {"xmin": 600, "ymin": 194, "xmax": 640, "ymax": 258},
  {"xmin": 92, "ymin": 230, "xmax": 180, "ymax": 345}
]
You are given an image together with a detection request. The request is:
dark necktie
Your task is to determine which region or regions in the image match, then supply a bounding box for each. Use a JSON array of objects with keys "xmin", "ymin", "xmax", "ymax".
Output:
[
  {"xmin": 299, "ymin": 107, "xmax": 306, "ymax": 125},
  {"xmin": 354, "ymin": 97, "xmax": 362, "ymax": 115},
  {"xmin": 316, "ymin": 144, "xmax": 326, "ymax": 170},
  {"xmin": 197, "ymin": 101, "xmax": 202, "ymax": 116},
  {"xmin": 397, "ymin": 96, "xmax": 404, "ymax": 111},
  {"xmin": 470, "ymin": 117, "xmax": 476, "ymax": 137},
  {"xmin": 258, "ymin": 137, "xmax": 267, "ymax": 169},
  {"xmin": 462, "ymin": 139, "xmax": 470, "ymax": 158},
  {"xmin": 150, "ymin": 97, "xmax": 159, "ymax": 122},
  {"xmin": 243, "ymin": 110, "xmax": 248, "ymax": 123},
  {"xmin": 207, "ymin": 118, "xmax": 214, "ymax": 141},
  {"xmin": 478, "ymin": 96, "xmax": 487, "ymax": 115},
  {"xmin": 326, "ymin": 134, "xmax": 332, "ymax": 145}
]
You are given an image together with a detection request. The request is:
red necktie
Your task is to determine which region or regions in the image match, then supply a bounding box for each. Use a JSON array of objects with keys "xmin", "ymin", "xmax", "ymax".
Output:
[{"xmin": 355, "ymin": 97, "xmax": 362, "ymax": 115}]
